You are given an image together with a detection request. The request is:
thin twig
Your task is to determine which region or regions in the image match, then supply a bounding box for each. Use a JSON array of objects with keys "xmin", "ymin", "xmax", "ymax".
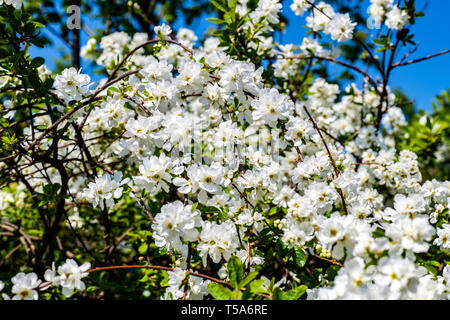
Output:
[
  {"xmin": 392, "ymin": 49, "xmax": 450, "ymax": 68},
  {"xmin": 303, "ymin": 106, "xmax": 348, "ymax": 215},
  {"xmin": 313, "ymin": 254, "xmax": 343, "ymax": 267}
]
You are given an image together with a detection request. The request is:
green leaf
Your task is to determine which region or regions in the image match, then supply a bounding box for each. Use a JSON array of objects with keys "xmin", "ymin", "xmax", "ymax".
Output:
[
  {"xmin": 229, "ymin": 0, "xmax": 237, "ymax": 11},
  {"xmin": 31, "ymin": 21, "xmax": 46, "ymax": 28},
  {"xmin": 240, "ymin": 285, "xmax": 254, "ymax": 300},
  {"xmin": 239, "ymin": 271, "xmax": 258, "ymax": 289},
  {"xmin": 43, "ymin": 183, "xmax": 61, "ymax": 194},
  {"xmin": 272, "ymin": 287, "xmax": 284, "ymax": 300},
  {"xmin": 208, "ymin": 282, "xmax": 233, "ymax": 300},
  {"xmin": 293, "ymin": 247, "xmax": 307, "ymax": 268},
  {"xmin": 228, "ymin": 0, "xmax": 237, "ymax": 20},
  {"xmin": 30, "ymin": 38, "xmax": 46, "ymax": 48},
  {"xmin": 41, "ymin": 78, "xmax": 54, "ymax": 94},
  {"xmin": 14, "ymin": 8, "xmax": 22, "ymax": 19},
  {"xmin": 29, "ymin": 73, "xmax": 41, "ymax": 90},
  {"xmin": 268, "ymin": 206, "xmax": 278, "ymax": 216},
  {"xmin": 324, "ymin": 265, "xmax": 341, "ymax": 281},
  {"xmin": 283, "ymin": 285, "xmax": 307, "ymax": 300},
  {"xmin": 227, "ymin": 256, "xmax": 243, "ymax": 289},
  {"xmin": 108, "ymin": 86, "xmax": 120, "ymax": 93},
  {"xmin": 138, "ymin": 243, "xmax": 148, "ymax": 254},
  {"xmin": 207, "ymin": 18, "xmax": 226, "ymax": 24},
  {"xmin": 218, "ymin": 210, "xmax": 229, "ymax": 222},
  {"xmin": 373, "ymin": 39, "xmax": 386, "ymax": 46},
  {"xmin": 249, "ymin": 279, "xmax": 265, "ymax": 293}
]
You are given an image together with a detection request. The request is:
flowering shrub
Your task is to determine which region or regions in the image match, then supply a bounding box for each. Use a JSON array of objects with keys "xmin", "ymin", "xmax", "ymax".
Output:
[{"xmin": 0, "ymin": 0, "xmax": 449, "ymax": 300}]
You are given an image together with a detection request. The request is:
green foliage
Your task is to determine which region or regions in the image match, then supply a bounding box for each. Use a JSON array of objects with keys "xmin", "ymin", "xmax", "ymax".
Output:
[
  {"xmin": 208, "ymin": 0, "xmax": 273, "ymax": 65},
  {"xmin": 0, "ymin": 0, "xmax": 448, "ymax": 301},
  {"xmin": 272, "ymin": 285, "xmax": 307, "ymax": 300},
  {"xmin": 396, "ymin": 90, "xmax": 450, "ymax": 180},
  {"xmin": 293, "ymin": 247, "xmax": 307, "ymax": 268},
  {"xmin": 207, "ymin": 255, "xmax": 310, "ymax": 300}
]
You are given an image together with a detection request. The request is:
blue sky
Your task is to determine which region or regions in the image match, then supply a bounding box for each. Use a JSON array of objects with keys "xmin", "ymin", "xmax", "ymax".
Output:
[
  {"xmin": 279, "ymin": 0, "xmax": 450, "ymax": 111},
  {"xmin": 30, "ymin": 0, "xmax": 450, "ymax": 112}
]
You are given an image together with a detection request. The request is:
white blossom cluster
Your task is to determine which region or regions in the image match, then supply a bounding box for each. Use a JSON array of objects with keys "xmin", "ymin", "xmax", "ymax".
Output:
[
  {"xmin": 79, "ymin": 172, "xmax": 129, "ymax": 210},
  {"xmin": 162, "ymin": 268, "xmax": 210, "ymax": 300},
  {"xmin": 54, "ymin": 67, "xmax": 93, "ymax": 103},
  {"xmin": 368, "ymin": 0, "xmax": 410, "ymax": 29},
  {"xmin": 308, "ymin": 257, "xmax": 450, "ymax": 299},
  {"xmin": 290, "ymin": 1, "xmax": 357, "ymax": 42}
]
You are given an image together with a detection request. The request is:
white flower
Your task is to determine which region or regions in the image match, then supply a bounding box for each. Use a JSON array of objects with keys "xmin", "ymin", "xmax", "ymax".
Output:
[
  {"xmin": 392, "ymin": 193, "xmax": 426, "ymax": 217},
  {"xmin": 252, "ymin": 88, "xmax": 292, "ymax": 127},
  {"xmin": 407, "ymin": 274, "xmax": 446, "ymax": 299},
  {"xmin": 374, "ymin": 256, "xmax": 426, "ymax": 291},
  {"xmin": 67, "ymin": 209, "xmax": 83, "ymax": 229},
  {"xmin": 163, "ymin": 268, "xmax": 209, "ymax": 300},
  {"xmin": 133, "ymin": 154, "xmax": 173, "ymax": 193},
  {"xmin": 152, "ymin": 201, "xmax": 202, "ymax": 251},
  {"xmin": 176, "ymin": 28, "xmax": 198, "ymax": 47},
  {"xmin": 434, "ymin": 224, "xmax": 450, "ymax": 250},
  {"xmin": 54, "ymin": 67, "xmax": 93, "ymax": 103},
  {"xmin": 325, "ymin": 13, "xmax": 357, "ymax": 42},
  {"xmin": 306, "ymin": 2, "xmax": 335, "ymax": 32},
  {"xmin": 272, "ymin": 186, "xmax": 296, "ymax": 208},
  {"xmin": 154, "ymin": 24, "xmax": 172, "ymax": 38},
  {"xmin": 11, "ymin": 273, "xmax": 41, "ymax": 300},
  {"xmin": 385, "ymin": 216, "xmax": 435, "ymax": 253},
  {"xmin": 385, "ymin": 5, "xmax": 410, "ymax": 30},
  {"xmin": 46, "ymin": 259, "xmax": 91, "ymax": 297},
  {"xmin": 81, "ymin": 38, "xmax": 98, "ymax": 60},
  {"xmin": 81, "ymin": 172, "xmax": 129, "ymax": 210},
  {"xmin": 175, "ymin": 60, "xmax": 209, "ymax": 93},
  {"xmin": 382, "ymin": 106, "xmax": 406, "ymax": 130},
  {"xmin": 140, "ymin": 56, "xmax": 173, "ymax": 83},
  {"xmin": 198, "ymin": 220, "xmax": 239, "ymax": 266},
  {"xmin": 235, "ymin": 208, "xmax": 265, "ymax": 231},
  {"xmin": 305, "ymin": 182, "xmax": 338, "ymax": 214},
  {"xmin": 290, "ymin": 0, "xmax": 313, "ymax": 16},
  {"xmin": 285, "ymin": 116, "xmax": 314, "ymax": 146},
  {"xmin": 191, "ymin": 162, "xmax": 224, "ymax": 194},
  {"xmin": 163, "ymin": 268, "xmax": 187, "ymax": 300}
]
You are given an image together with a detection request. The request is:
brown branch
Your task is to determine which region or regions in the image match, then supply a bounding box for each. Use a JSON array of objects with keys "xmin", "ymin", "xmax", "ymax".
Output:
[
  {"xmin": 124, "ymin": 95, "xmax": 152, "ymax": 116},
  {"xmin": 130, "ymin": 190, "xmax": 155, "ymax": 223},
  {"xmin": 303, "ymin": 106, "xmax": 339, "ymax": 177},
  {"xmin": 313, "ymin": 254, "xmax": 343, "ymax": 267},
  {"xmin": 182, "ymin": 243, "xmax": 193, "ymax": 300},
  {"xmin": 392, "ymin": 49, "xmax": 450, "ymax": 68},
  {"xmin": 280, "ymin": 53, "xmax": 381, "ymax": 95},
  {"xmin": 303, "ymin": 106, "xmax": 348, "ymax": 215},
  {"xmin": 231, "ymin": 183, "xmax": 255, "ymax": 209},
  {"xmin": 81, "ymin": 265, "xmax": 232, "ymax": 287},
  {"xmin": 294, "ymin": 146, "xmax": 304, "ymax": 163}
]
